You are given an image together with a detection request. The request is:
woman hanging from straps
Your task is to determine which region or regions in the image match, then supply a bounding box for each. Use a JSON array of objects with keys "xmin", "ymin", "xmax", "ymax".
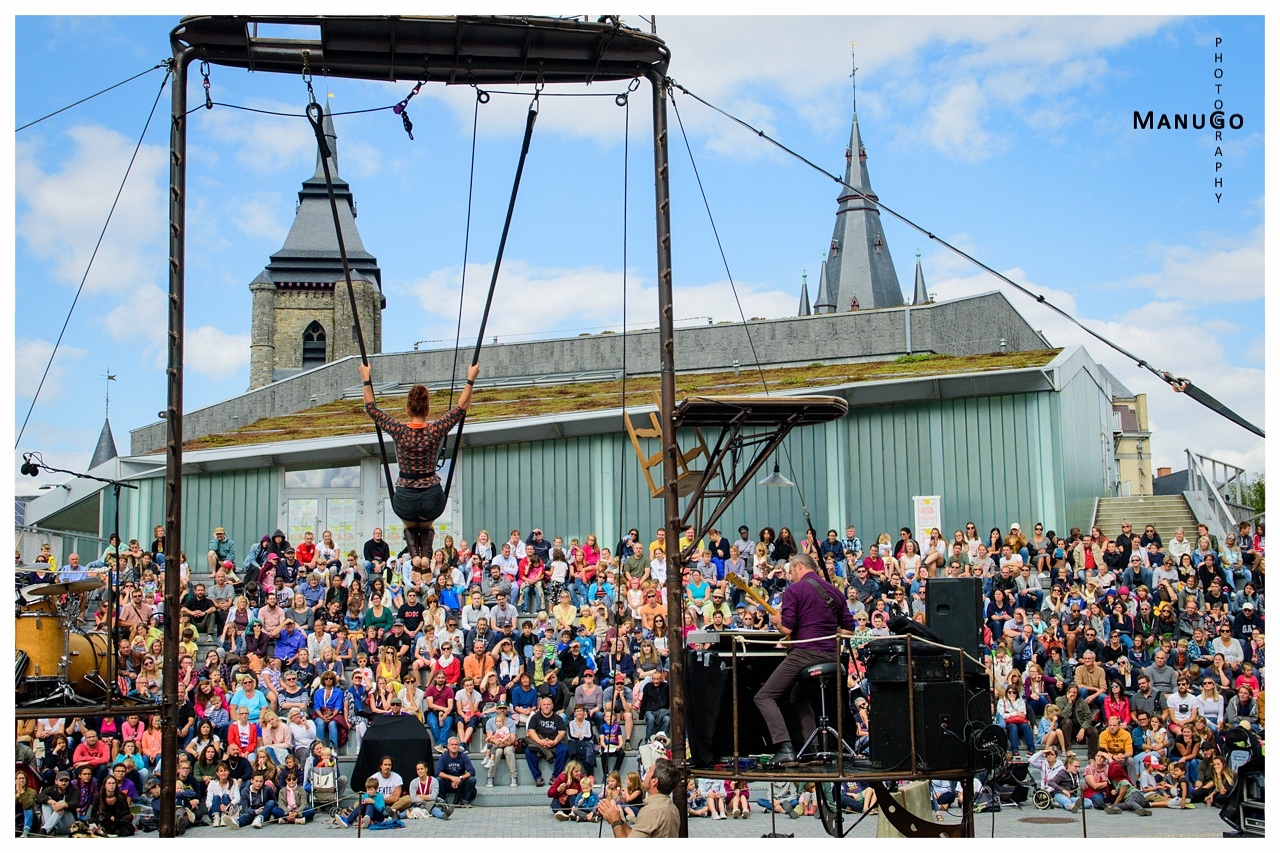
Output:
[{"xmin": 359, "ymin": 361, "xmax": 479, "ymax": 570}]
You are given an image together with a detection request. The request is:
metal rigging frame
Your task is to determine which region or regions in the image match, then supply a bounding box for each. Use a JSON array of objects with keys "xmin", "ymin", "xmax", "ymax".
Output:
[{"xmin": 160, "ymin": 15, "xmax": 966, "ymax": 838}]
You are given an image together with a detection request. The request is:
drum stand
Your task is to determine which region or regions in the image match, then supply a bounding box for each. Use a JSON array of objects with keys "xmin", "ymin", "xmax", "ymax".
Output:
[{"xmin": 21, "ymin": 599, "xmax": 98, "ymax": 708}]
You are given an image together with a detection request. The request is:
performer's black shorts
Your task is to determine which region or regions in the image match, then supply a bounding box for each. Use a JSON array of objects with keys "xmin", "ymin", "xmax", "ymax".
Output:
[{"xmin": 392, "ymin": 483, "xmax": 446, "ymax": 522}]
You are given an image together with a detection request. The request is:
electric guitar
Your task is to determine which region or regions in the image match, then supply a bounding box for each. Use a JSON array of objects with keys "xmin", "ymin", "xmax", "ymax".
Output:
[{"xmin": 725, "ymin": 572, "xmax": 777, "ymax": 617}]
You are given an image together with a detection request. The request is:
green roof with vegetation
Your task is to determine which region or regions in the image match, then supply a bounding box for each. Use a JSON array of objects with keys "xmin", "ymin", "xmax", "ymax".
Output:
[{"xmin": 184, "ymin": 349, "xmax": 1060, "ymax": 451}]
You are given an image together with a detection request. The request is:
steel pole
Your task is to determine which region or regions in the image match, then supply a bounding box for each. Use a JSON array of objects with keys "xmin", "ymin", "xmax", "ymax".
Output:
[
  {"xmin": 159, "ymin": 45, "xmax": 194, "ymax": 839},
  {"xmin": 648, "ymin": 69, "xmax": 687, "ymax": 838}
]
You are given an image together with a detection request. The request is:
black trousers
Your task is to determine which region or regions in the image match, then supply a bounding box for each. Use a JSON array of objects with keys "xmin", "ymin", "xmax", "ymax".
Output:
[{"xmin": 753, "ymin": 647, "xmax": 832, "ymax": 746}]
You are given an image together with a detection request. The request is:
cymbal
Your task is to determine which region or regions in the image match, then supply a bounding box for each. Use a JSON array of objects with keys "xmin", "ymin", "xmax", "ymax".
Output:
[{"xmin": 27, "ymin": 579, "xmax": 103, "ymax": 596}]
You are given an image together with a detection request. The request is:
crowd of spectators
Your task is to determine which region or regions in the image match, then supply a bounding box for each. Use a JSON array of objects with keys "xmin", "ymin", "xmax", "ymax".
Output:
[{"xmin": 15, "ymin": 514, "xmax": 1263, "ymax": 834}]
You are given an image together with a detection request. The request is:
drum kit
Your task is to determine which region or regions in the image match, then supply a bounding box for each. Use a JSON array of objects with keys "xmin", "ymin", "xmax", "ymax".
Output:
[{"xmin": 14, "ymin": 568, "xmax": 111, "ymax": 706}]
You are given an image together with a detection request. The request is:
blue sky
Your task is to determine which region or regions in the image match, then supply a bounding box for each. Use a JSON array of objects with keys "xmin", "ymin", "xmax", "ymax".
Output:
[{"xmin": 11, "ymin": 14, "xmax": 1266, "ymax": 495}]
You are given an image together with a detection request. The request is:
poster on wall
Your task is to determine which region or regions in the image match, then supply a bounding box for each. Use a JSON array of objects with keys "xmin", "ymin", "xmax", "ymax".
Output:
[
  {"xmin": 287, "ymin": 498, "xmax": 319, "ymax": 549},
  {"xmin": 326, "ymin": 498, "xmax": 359, "ymax": 557},
  {"xmin": 913, "ymin": 496, "xmax": 942, "ymax": 539}
]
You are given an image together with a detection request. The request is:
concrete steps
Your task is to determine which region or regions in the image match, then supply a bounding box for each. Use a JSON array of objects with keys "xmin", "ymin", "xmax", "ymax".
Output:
[{"xmin": 1093, "ymin": 495, "xmax": 1199, "ymax": 539}]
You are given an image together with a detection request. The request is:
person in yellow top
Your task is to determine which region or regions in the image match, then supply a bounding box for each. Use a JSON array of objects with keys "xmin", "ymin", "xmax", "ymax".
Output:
[
  {"xmin": 647, "ymin": 529, "xmax": 667, "ymax": 561},
  {"xmin": 1097, "ymin": 714, "xmax": 1136, "ymax": 779},
  {"xmin": 677, "ymin": 525, "xmax": 705, "ymax": 556},
  {"xmin": 552, "ymin": 590, "xmax": 579, "ymax": 631}
]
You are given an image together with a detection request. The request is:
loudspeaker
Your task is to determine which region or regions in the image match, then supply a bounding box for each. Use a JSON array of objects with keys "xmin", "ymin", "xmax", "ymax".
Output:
[
  {"xmin": 868, "ymin": 681, "xmax": 970, "ymax": 773},
  {"xmin": 926, "ymin": 577, "xmax": 983, "ymax": 672}
]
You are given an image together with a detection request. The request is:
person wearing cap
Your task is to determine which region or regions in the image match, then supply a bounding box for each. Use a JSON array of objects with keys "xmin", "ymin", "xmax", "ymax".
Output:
[
  {"xmin": 273, "ymin": 615, "xmax": 308, "ymax": 668},
  {"xmin": 702, "ymin": 589, "xmax": 732, "ymax": 624},
  {"xmin": 36, "ymin": 770, "xmax": 76, "ymax": 836},
  {"xmin": 1231, "ymin": 597, "xmax": 1263, "ymax": 638},
  {"xmin": 207, "ymin": 526, "xmax": 237, "ymax": 575}
]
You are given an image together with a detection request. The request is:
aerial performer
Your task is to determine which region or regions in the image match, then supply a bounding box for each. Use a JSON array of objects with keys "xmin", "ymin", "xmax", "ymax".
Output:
[{"xmin": 359, "ymin": 361, "xmax": 480, "ymax": 570}]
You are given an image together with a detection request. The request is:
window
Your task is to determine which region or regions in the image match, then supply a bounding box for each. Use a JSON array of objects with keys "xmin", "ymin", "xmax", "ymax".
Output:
[
  {"xmin": 301, "ymin": 320, "xmax": 327, "ymax": 367},
  {"xmin": 285, "ymin": 465, "xmax": 360, "ymax": 489}
]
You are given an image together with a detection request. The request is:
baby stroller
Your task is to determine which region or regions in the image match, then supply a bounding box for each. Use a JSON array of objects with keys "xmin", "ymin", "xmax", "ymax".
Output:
[{"xmin": 980, "ymin": 762, "xmax": 1030, "ymax": 811}]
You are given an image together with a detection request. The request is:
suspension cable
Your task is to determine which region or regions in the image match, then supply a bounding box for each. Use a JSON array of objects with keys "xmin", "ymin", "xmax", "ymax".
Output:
[
  {"xmin": 302, "ymin": 59, "xmax": 396, "ymax": 498},
  {"xmin": 666, "ymin": 78, "xmax": 1263, "ymax": 439},
  {"xmin": 16, "ymin": 65, "xmax": 172, "ymax": 449},
  {"xmin": 617, "ymin": 86, "xmax": 633, "ymax": 542},
  {"xmin": 16, "ymin": 61, "xmax": 168, "ymax": 133},
  {"xmin": 441, "ymin": 88, "xmax": 542, "ymax": 503},
  {"xmin": 668, "ymin": 85, "xmax": 817, "ymax": 544}
]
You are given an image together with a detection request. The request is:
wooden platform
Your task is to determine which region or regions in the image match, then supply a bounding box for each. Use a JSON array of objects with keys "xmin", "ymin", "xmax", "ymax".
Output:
[{"xmin": 674, "ymin": 394, "xmax": 849, "ymax": 428}]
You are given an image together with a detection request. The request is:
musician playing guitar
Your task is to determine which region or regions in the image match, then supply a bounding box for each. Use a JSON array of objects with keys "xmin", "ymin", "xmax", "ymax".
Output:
[{"xmin": 752, "ymin": 553, "xmax": 855, "ymax": 765}]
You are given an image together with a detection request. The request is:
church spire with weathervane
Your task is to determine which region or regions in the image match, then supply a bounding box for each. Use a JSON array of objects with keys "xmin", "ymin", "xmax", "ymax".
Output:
[
  {"xmin": 912, "ymin": 250, "xmax": 930, "ymax": 305},
  {"xmin": 798, "ymin": 270, "xmax": 812, "ymax": 316},
  {"xmin": 822, "ymin": 42, "xmax": 904, "ymax": 311}
]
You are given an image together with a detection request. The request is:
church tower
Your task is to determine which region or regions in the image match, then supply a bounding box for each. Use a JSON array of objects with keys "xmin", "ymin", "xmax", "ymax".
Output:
[
  {"xmin": 248, "ymin": 103, "xmax": 384, "ymax": 389},
  {"xmin": 823, "ymin": 46, "xmax": 904, "ymax": 311}
]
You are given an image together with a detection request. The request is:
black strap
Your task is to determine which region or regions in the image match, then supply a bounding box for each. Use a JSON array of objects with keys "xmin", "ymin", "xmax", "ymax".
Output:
[{"xmin": 802, "ymin": 574, "xmax": 845, "ymax": 626}]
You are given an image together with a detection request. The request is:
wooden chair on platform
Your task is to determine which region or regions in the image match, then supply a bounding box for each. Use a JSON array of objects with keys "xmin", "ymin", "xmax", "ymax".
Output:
[{"xmin": 623, "ymin": 392, "xmax": 710, "ymax": 499}]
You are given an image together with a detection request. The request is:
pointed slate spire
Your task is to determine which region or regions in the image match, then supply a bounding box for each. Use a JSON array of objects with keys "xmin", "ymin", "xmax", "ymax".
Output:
[
  {"xmin": 312, "ymin": 101, "xmax": 340, "ymax": 181},
  {"xmin": 260, "ymin": 101, "xmax": 381, "ymax": 290},
  {"xmin": 823, "ymin": 52, "xmax": 904, "ymax": 311},
  {"xmin": 912, "ymin": 250, "xmax": 929, "ymax": 305},
  {"xmin": 798, "ymin": 270, "xmax": 812, "ymax": 316},
  {"xmin": 814, "ymin": 258, "xmax": 835, "ymax": 314},
  {"xmin": 89, "ymin": 419, "xmax": 118, "ymax": 470}
]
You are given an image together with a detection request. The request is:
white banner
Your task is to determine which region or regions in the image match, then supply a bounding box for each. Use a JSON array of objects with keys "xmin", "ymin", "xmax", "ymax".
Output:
[{"xmin": 913, "ymin": 495, "xmax": 942, "ymax": 539}]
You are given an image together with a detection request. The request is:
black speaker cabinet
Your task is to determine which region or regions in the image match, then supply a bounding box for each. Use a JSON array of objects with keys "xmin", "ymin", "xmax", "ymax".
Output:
[
  {"xmin": 926, "ymin": 577, "xmax": 983, "ymax": 673},
  {"xmin": 869, "ymin": 681, "xmax": 970, "ymax": 773}
]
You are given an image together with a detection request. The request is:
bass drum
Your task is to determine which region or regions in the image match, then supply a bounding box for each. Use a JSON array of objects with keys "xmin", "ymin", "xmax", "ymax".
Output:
[{"xmin": 66, "ymin": 631, "xmax": 110, "ymax": 698}]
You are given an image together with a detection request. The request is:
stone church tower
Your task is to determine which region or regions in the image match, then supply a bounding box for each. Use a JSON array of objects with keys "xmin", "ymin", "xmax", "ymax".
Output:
[{"xmin": 248, "ymin": 104, "xmax": 383, "ymax": 389}]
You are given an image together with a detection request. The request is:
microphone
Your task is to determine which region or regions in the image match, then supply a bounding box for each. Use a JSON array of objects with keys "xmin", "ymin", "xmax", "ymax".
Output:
[{"xmin": 20, "ymin": 452, "xmax": 40, "ymax": 477}]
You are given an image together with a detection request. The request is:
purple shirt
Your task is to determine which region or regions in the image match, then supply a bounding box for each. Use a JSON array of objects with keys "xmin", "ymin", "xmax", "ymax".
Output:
[{"xmin": 780, "ymin": 572, "xmax": 855, "ymax": 652}]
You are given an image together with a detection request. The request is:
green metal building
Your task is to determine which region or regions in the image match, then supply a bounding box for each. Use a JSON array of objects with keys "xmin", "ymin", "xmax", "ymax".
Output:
[{"xmin": 25, "ymin": 346, "xmax": 1114, "ymax": 558}]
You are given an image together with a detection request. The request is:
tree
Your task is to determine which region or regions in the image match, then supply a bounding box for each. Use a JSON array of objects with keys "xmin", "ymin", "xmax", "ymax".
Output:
[{"xmin": 1241, "ymin": 474, "xmax": 1265, "ymax": 515}]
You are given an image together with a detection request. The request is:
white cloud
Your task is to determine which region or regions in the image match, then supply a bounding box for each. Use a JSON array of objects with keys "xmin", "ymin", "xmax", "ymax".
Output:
[
  {"xmin": 185, "ymin": 326, "xmax": 252, "ymax": 379},
  {"xmin": 104, "ymin": 283, "xmax": 167, "ymax": 369},
  {"xmin": 16, "ymin": 125, "xmax": 167, "ymax": 292},
  {"xmin": 928, "ymin": 266, "xmax": 1264, "ymax": 476},
  {"xmin": 14, "ymin": 339, "xmax": 88, "ymax": 401},
  {"xmin": 1116, "ymin": 226, "xmax": 1263, "ymax": 304},
  {"xmin": 402, "ymin": 259, "xmax": 790, "ymax": 346},
  {"xmin": 98, "ymin": 282, "xmax": 250, "ymax": 379},
  {"xmin": 654, "ymin": 16, "xmax": 1172, "ymax": 162},
  {"xmin": 194, "ymin": 99, "xmax": 317, "ymax": 175},
  {"xmin": 231, "ymin": 193, "xmax": 289, "ymax": 239}
]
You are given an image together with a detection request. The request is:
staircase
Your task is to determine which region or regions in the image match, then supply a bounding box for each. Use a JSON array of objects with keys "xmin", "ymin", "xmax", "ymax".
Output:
[{"xmin": 1092, "ymin": 495, "xmax": 1199, "ymax": 540}]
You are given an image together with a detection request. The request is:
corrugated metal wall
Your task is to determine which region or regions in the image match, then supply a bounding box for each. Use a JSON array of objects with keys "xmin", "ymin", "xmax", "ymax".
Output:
[
  {"xmin": 1053, "ymin": 364, "xmax": 1115, "ymax": 532},
  {"xmin": 457, "ymin": 390, "xmax": 1093, "ymax": 550},
  {"xmin": 98, "ymin": 380, "xmax": 1109, "ymax": 558},
  {"xmin": 106, "ymin": 469, "xmax": 278, "ymax": 563}
]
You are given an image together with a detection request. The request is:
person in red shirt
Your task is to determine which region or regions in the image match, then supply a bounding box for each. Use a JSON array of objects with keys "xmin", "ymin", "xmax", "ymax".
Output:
[
  {"xmin": 296, "ymin": 531, "xmax": 318, "ymax": 569},
  {"xmin": 72, "ymin": 730, "xmax": 112, "ymax": 781}
]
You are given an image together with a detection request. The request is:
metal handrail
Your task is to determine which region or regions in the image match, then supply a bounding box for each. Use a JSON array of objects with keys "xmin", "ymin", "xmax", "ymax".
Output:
[{"xmin": 1186, "ymin": 450, "xmax": 1246, "ymax": 536}]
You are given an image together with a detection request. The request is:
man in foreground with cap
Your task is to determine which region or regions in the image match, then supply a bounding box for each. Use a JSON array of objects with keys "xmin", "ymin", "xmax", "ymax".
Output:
[
  {"xmin": 37, "ymin": 771, "xmax": 76, "ymax": 836},
  {"xmin": 596, "ymin": 758, "xmax": 680, "ymax": 838},
  {"xmin": 274, "ymin": 618, "xmax": 307, "ymax": 669},
  {"xmin": 207, "ymin": 526, "xmax": 237, "ymax": 575}
]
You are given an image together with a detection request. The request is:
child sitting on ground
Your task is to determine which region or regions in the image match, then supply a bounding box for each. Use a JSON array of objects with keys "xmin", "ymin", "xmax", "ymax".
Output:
[
  {"xmin": 570, "ymin": 775, "xmax": 600, "ymax": 822},
  {"xmin": 798, "ymin": 781, "xmax": 818, "ymax": 816},
  {"xmin": 725, "ymin": 778, "xmax": 751, "ymax": 818},
  {"xmin": 687, "ymin": 778, "xmax": 709, "ymax": 818}
]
